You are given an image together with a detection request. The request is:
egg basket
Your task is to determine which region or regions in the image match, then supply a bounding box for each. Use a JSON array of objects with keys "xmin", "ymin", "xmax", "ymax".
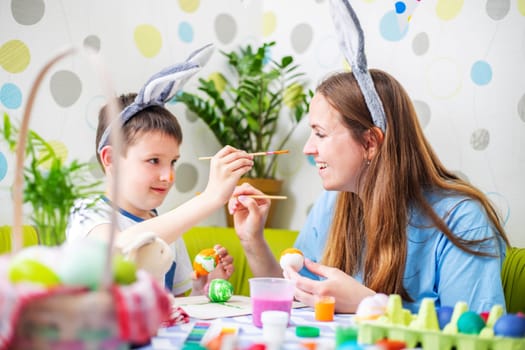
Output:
[{"xmin": 1, "ymin": 48, "xmax": 170, "ymax": 350}]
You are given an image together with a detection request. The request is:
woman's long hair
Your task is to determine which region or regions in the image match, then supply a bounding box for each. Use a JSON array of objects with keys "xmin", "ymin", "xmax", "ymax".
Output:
[{"xmin": 319, "ymin": 70, "xmax": 509, "ymax": 300}]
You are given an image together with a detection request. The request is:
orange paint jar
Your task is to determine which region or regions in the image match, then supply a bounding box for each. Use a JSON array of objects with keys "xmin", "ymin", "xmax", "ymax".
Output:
[{"xmin": 314, "ymin": 296, "xmax": 335, "ymax": 322}]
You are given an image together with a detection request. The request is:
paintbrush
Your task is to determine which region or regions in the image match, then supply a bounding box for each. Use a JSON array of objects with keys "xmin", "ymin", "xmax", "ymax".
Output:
[
  {"xmin": 196, "ymin": 192, "xmax": 287, "ymax": 200},
  {"xmin": 198, "ymin": 149, "xmax": 289, "ymax": 160}
]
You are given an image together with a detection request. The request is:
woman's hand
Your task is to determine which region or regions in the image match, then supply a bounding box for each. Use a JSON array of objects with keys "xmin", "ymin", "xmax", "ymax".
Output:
[
  {"xmin": 203, "ymin": 146, "xmax": 253, "ymax": 205},
  {"xmin": 283, "ymin": 259, "xmax": 376, "ymax": 313},
  {"xmin": 227, "ymin": 183, "xmax": 282, "ymax": 277},
  {"xmin": 228, "ymin": 182, "xmax": 270, "ymax": 244}
]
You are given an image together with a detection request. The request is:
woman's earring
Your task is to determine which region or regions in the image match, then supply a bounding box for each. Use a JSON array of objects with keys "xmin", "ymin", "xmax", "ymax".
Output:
[{"xmin": 366, "ymin": 159, "xmax": 371, "ymax": 166}]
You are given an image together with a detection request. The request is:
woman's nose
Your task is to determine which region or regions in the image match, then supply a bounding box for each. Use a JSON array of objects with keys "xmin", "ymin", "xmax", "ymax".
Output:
[{"xmin": 303, "ymin": 135, "xmax": 316, "ymax": 155}]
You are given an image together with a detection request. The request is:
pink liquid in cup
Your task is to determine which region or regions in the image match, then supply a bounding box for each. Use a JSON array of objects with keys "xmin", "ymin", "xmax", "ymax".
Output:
[
  {"xmin": 252, "ymin": 297, "xmax": 292, "ymax": 328},
  {"xmin": 249, "ymin": 278, "xmax": 295, "ymax": 328}
]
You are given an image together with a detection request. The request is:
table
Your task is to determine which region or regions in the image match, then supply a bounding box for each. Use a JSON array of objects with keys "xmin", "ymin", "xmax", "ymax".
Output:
[{"xmin": 140, "ymin": 306, "xmax": 355, "ymax": 350}]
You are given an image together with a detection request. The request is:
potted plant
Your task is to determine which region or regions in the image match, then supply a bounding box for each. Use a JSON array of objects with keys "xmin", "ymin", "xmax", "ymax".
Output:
[
  {"xmin": 1, "ymin": 112, "xmax": 102, "ymax": 245},
  {"xmin": 176, "ymin": 41, "xmax": 311, "ymax": 226}
]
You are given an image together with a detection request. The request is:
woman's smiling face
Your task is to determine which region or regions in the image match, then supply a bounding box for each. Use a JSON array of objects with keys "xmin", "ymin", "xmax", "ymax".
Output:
[{"xmin": 303, "ymin": 93, "xmax": 368, "ymax": 193}]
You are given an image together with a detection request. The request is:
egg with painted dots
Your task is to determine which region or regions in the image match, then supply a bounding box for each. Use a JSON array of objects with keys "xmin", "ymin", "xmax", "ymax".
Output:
[
  {"xmin": 279, "ymin": 248, "xmax": 304, "ymax": 270},
  {"xmin": 193, "ymin": 248, "xmax": 219, "ymax": 277},
  {"xmin": 206, "ymin": 278, "xmax": 233, "ymax": 302}
]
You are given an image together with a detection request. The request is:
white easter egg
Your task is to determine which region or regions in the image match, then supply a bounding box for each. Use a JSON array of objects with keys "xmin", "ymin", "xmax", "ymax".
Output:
[{"xmin": 58, "ymin": 238, "xmax": 108, "ymax": 290}]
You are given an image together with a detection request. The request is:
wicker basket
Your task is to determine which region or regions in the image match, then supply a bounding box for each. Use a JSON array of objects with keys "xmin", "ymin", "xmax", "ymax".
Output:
[{"xmin": 12, "ymin": 291, "xmax": 126, "ymax": 350}]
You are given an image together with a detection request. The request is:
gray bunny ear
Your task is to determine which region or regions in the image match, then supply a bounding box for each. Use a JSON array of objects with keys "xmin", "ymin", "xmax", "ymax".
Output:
[
  {"xmin": 139, "ymin": 63, "xmax": 201, "ymax": 105},
  {"xmin": 138, "ymin": 43, "xmax": 215, "ymax": 107},
  {"xmin": 328, "ymin": 0, "xmax": 387, "ymax": 132},
  {"xmin": 97, "ymin": 43, "xmax": 214, "ymax": 153},
  {"xmin": 328, "ymin": 0, "xmax": 367, "ymax": 73}
]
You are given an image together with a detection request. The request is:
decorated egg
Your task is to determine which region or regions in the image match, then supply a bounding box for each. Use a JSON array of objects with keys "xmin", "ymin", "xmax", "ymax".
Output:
[
  {"xmin": 457, "ymin": 311, "xmax": 485, "ymax": 335},
  {"xmin": 494, "ymin": 314, "xmax": 525, "ymax": 338},
  {"xmin": 8, "ymin": 258, "xmax": 61, "ymax": 287},
  {"xmin": 206, "ymin": 278, "xmax": 233, "ymax": 302},
  {"xmin": 279, "ymin": 248, "xmax": 304, "ymax": 270},
  {"xmin": 436, "ymin": 306, "xmax": 454, "ymax": 330},
  {"xmin": 193, "ymin": 248, "xmax": 219, "ymax": 277}
]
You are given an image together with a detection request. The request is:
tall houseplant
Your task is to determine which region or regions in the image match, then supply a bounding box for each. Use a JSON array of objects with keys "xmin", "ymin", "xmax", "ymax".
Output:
[
  {"xmin": 176, "ymin": 41, "xmax": 310, "ymax": 179},
  {"xmin": 1, "ymin": 113, "xmax": 102, "ymax": 245}
]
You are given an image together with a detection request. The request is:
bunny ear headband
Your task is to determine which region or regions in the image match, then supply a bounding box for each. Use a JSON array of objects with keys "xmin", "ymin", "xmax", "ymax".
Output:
[
  {"xmin": 97, "ymin": 43, "xmax": 215, "ymax": 153},
  {"xmin": 328, "ymin": 0, "xmax": 387, "ymax": 132}
]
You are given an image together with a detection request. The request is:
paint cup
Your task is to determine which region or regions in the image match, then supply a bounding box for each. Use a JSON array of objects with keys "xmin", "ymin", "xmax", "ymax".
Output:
[
  {"xmin": 314, "ymin": 295, "xmax": 335, "ymax": 321},
  {"xmin": 261, "ymin": 310, "xmax": 288, "ymax": 346},
  {"xmin": 249, "ymin": 277, "xmax": 296, "ymax": 328}
]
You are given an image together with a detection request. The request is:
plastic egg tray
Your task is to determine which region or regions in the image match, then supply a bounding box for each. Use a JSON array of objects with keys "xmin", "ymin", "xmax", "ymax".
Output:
[
  {"xmin": 358, "ymin": 322, "xmax": 524, "ymax": 350},
  {"xmin": 355, "ymin": 295, "xmax": 525, "ymax": 350}
]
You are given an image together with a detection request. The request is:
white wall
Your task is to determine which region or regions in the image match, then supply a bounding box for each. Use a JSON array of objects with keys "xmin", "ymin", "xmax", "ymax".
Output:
[{"xmin": 1, "ymin": 0, "xmax": 524, "ymax": 246}]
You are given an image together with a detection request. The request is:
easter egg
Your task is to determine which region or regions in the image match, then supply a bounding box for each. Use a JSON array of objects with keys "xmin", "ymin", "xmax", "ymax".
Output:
[
  {"xmin": 113, "ymin": 254, "xmax": 137, "ymax": 285},
  {"xmin": 8, "ymin": 258, "xmax": 61, "ymax": 287},
  {"xmin": 457, "ymin": 311, "xmax": 485, "ymax": 335},
  {"xmin": 193, "ymin": 248, "xmax": 219, "ymax": 277},
  {"xmin": 436, "ymin": 306, "xmax": 454, "ymax": 330},
  {"xmin": 58, "ymin": 238, "xmax": 108, "ymax": 290},
  {"xmin": 355, "ymin": 293, "xmax": 389, "ymax": 321},
  {"xmin": 279, "ymin": 248, "xmax": 304, "ymax": 270},
  {"xmin": 206, "ymin": 278, "xmax": 233, "ymax": 302},
  {"xmin": 494, "ymin": 314, "xmax": 525, "ymax": 338}
]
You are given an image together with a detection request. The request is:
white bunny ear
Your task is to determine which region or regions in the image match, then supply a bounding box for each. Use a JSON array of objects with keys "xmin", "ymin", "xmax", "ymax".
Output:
[{"xmin": 328, "ymin": 0, "xmax": 387, "ymax": 132}]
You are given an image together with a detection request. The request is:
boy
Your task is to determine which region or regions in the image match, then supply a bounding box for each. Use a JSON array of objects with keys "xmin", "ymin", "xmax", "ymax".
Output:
[{"xmin": 67, "ymin": 48, "xmax": 254, "ymax": 295}]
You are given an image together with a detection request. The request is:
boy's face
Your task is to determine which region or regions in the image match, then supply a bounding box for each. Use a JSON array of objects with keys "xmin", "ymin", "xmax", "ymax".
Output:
[{"xmin": 116, "ymin": 130, "xmax": 180, "ymax": 219}]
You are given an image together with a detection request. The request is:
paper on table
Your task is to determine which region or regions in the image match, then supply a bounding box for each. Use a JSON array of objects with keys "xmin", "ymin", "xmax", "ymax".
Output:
[{"xmin": 173, "ymin": 295, "xmax": 305, "ymax": 320}]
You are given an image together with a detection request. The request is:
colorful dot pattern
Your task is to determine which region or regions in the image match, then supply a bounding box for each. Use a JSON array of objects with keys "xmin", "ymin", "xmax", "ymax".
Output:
[{"xmin": 0, "ymin": 0, "xmax": 524, "ymax": 246}]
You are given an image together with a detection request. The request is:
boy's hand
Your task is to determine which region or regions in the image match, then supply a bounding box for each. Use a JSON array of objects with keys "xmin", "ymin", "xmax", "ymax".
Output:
[
  {"xmin": 190, "ymin": 244, "xmax": 234, "ymax": 295},
  {"xmin": 204, "ymin": 146, "xmax": 253, "ymax": 205},
  {"xmin": 207, "ymin": 244, "xmax": 234, "ymax": 281}
]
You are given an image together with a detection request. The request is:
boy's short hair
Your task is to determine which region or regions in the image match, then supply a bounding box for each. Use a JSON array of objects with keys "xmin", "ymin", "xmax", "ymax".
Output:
[{"xmin": 95, "ymin": 93, "xmax": 183, "ymax": 168}]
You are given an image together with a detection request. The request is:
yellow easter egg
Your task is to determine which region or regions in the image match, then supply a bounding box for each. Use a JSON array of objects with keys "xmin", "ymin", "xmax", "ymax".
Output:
[
  {"xmin": 113, "ymin": 254, "xmax": 137, "ymax": 285},
  {"xmin": 9, "ymin": 259, "xmax": 61, "ymax": 287}
]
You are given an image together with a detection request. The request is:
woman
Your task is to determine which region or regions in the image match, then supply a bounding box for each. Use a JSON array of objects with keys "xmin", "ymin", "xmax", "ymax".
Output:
[{"xmin": 229, "ymin": 70, "xmax": 509, "ymax": 314}]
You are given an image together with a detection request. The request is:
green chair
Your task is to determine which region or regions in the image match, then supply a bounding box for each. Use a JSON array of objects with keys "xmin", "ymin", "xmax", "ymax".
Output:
[
  {"xmin": 502, "ymin": 246, "xmax": 525, "ymax": 313},
  {"xmin": 0, "ymin": 225, "xmax": 40, "ymax": 254},
  {"xmin": 183, "ymin": 226, "xmax": 299, "ymax": 296}
]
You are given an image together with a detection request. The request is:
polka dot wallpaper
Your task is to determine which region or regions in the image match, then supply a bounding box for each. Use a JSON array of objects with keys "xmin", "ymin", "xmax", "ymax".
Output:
[{"xmin": 1, "ymin": 0, "xmax": 524, "ymax": 246}]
